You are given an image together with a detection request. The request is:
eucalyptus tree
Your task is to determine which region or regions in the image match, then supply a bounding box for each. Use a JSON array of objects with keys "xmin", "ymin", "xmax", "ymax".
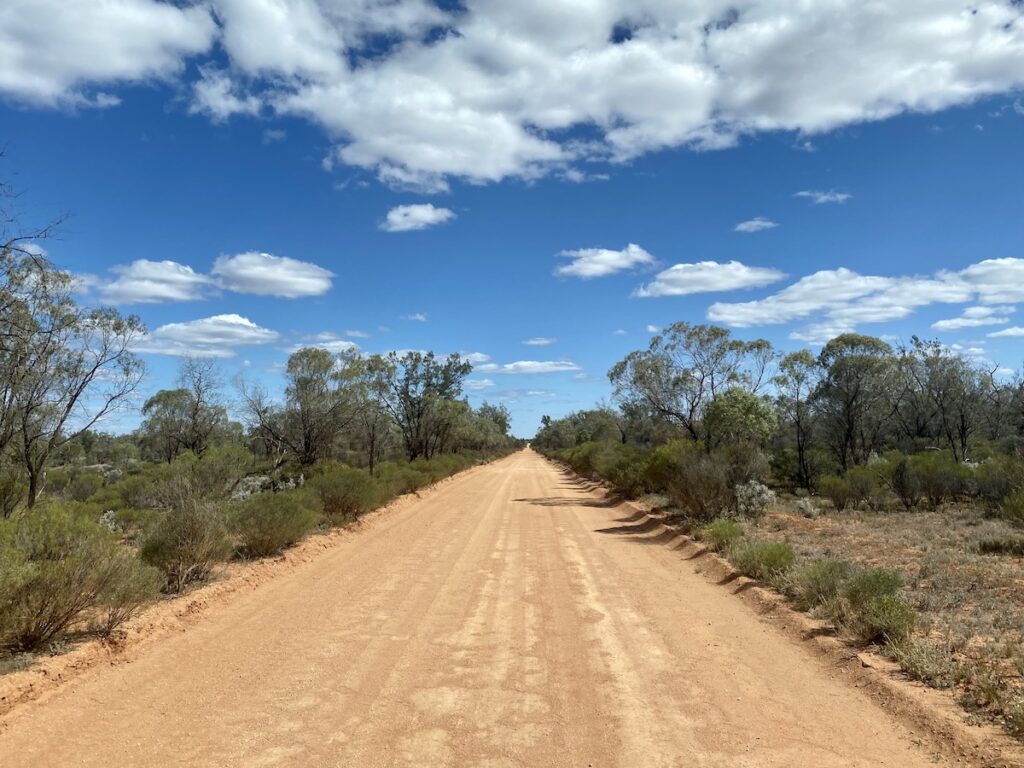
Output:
[
  {"xmin": 373, "ymin": 351, "xmax": 472, "ymax": 460},
  {"xmin": 773, "ymin": 350, "xmax": 820, "ymax": 488},
  {"xmin": 241, "ymin": 347, "xmax": 365, "ymax": 466},
  {"xmin": 608, "ymin": 322, "xmax": 774, "ymax": 443}
]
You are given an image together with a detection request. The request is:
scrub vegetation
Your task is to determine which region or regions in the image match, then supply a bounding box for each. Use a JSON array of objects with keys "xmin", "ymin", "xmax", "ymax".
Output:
[
  {"xmin": 534, "ymin": 320, "xmax": 1024, "ymax": 739},
  {"xmin": 0, "ymin": 192, "xmax": 520, "ymax": 670}
]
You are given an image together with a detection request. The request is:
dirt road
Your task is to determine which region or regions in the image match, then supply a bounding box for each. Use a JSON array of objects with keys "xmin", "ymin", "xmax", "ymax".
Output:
[{"xmin": 0, "ymin": 450, "xmax": 953, "ymax": 767}]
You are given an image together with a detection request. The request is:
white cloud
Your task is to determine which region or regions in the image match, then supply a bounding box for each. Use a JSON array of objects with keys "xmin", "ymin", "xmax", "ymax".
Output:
[
  {"xmin": 189, "ymin": 66, "xmax": 262, "ymax": 121},
  {"xmin": 7, "ymin": 3, "xmax": 1024, "ymax": 190},
  {"xmin": 346, "ymin": 329, "xmax": 370, "ymax": 338},
  {"xmin": 710, "ymin": 258, "xmax": 1024, "ymax": 342},
  {"xmin": 463, "ymin": 352, "xmax": 492, "ymax": 365},
  {"xmin": 0, "ymin": 0, "xmax": 216, "ymax": 107},
  {"xmin": 555, "ymin": 243, "xmax": 654, "ymax": 279},
  {"xmin": 523, "ymin": 337, "xmax": 557, "ymax": 346},
  {"xmin": 380, "ymin": 203, "xmax": 456, "ymax": 232},
  {"xmin": 477, "ymin": 360, "xmax": 582, "ymax": 375},
  {"xmin": 734, "ymin": 216, "xmax": 778, "ymax": 233},
  {"xmin": 794, "ymin": 190, "xmax": 853, "ymax": 204},
  {"xmin": 135, "ymin": 314, "xmax": 279, "ymax": 358},
  {"xmin": 1015, "ymin": 99, "xmax": 1024, "ymax": 116},
  {"xmin": 635, "ymin": 260, "xmax": 785, "ymax": 298},
  {"xmin": 613, "ymin": 329, "xmax": 627, "ymax": 336},
  {"xmin": 212, "ymin": 252, "xmax": 334, "ymax": 298},
  {"xmin": 262, "ymin": 128, "xmax": 287, "ymax": 143},
  {"xmin": 646, "ymin": 324, "xmax": 661, "ymax": 333},
  {"xmin": 932, "ymin": 305, "xmax": 1014, "ymax": 331},
  {"xmin": 465, "ymin": 378, "xmax": 495, "ymax": 391},
  {"xmin": 402, "ymin": 312, "xmax": 428, "ymax": 322},
  {"xmin": 989, "ymin": 327, "xmax": 1024, "ymax": 338},
  {"xmin": 289, "ymin": 331, "xmax": 360, "ymax": 354},
  {"xmin": 99, "ymin": 259, "xmax": 214, "ymax": 304}
]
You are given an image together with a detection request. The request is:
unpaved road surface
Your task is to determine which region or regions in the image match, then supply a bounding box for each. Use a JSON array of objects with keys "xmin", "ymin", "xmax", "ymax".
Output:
[{"xmin": 1, "ymin": 450, "xmax": 952, "ymax": 767}]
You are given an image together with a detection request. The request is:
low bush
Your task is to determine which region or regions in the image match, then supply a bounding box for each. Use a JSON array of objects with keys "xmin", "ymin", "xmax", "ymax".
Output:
[
  {"xmin": 67, "ymin": 472, "xmax": 104, "ymax": 502},
  {"xmin": 999, "ymin": 489, "xmax": 1024, "ymax": 527},
  {"xmin": 890, "ymin": 640, "xmax": 962, "ymax": 689},
  {"xmin": 784, "ymin": 558, "xmax": 852, "ymax": 611},
  {"xmin": 308, "ymin": 466, "xmax": 387, "ymax": 522},
  {"xmin": 663, "ymin": 443, "xmax": 733, "ymax": 522},
  {"xmin": 978, "ymin": 536, "xmax": 1024, "ymax": 556},
  {"xmin": 909, "ymin": 452, "xmax": 970, "ymax": 508},
  {"xmin": 880, "ymin": 453, "xmax": 919, "ymax": 510},
  {"xmin": 734, "ymin": 481, "xmax": 775, "ymax": 518},
  {"xmin": 598, "ymin": 444, "xmax": 650, "ymax": 498},
  {"xmin": 729, "ymin": 540, "xmax": 796, "ymax": 581},
  {"xmin": 94, "ymin": 553, "xmax": 163, "ymax": 637},
  {"xmin": 828, "ymin": 567, "xmax": 916, "ymax": 645},
  {"xmin": 694, "ymin": 519, "xmax": 744, "ymax": 552},
  {"xmin": 972, "ymin": 456, "xmax": 1024, "ymax": 509},
  {"xmin": 374, "ymin": 462, "xmax": 428, "ymax": 496},
  {"xmin": 230, "ymin": 489, "xmax": 321, "ymax": 557},
  {"xmin": 819, "ymin": 475, "xmax": 853, "ymax": 511},
  {"xmin": 845, "ymin": 466, "xmax": 878, "ymax": 507},
  {"xmin": 0, "ymin": 471, "xmax": 26, "ymax": 518},
  {"xmin": 140, "ymin": 497, "xmax": 231, "ymax": 593},
  {"xmin": 0, "ymin": 506, "xmax": 160, "ymax": 650}
]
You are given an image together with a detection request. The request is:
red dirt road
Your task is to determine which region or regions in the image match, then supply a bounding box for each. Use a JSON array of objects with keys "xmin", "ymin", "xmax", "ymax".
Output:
[{"xmin": 0, "ymin": 451, "xmax": 957, "ymax": 766}]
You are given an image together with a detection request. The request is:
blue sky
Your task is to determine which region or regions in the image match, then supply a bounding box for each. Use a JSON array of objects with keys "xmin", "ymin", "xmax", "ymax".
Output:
[{"xmin": 2, "ymin": 1, "xmax": 1024, "ymax": 436}]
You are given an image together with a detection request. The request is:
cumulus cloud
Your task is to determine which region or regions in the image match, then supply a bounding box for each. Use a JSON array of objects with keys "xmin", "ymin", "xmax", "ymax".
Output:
[
  {"xmin": 0, "ymin": 0, "xmax": 216, "ymax": 107},
  {"xmin": 476, "ymin": 360, "xmax": 582, "ymax": 375},
  {"xmin": 932, "ymin": 305, "xmax": 1014, "ymax": 331},
  {"xmin": 990, "ymin": 327, "xmax": 1024, "ymax": 337},
  {"xmin": 734, "ymin": 217, "xmax": 778, "ymax": 233},
  {"xmin": 523, "ymin": 337, "xmax": 557, "ymax": 346},
  {"xmin": 462, "ymin": 352, "xmax": 491, "ymax": 365},
  {"xmin": 465, "ymin": 378, "xmax": 495, "ymax": 390},
  {"xmin": 86, "ymin": 253, "xmax": 333, "ymax": 304},
  {"xmin": 635, "ymin": 260, "xmax": 785, "ymax": 298},
  {"xmin": 189, "ymin": 67, "xmax": 262, "ymax": 121},
  {"xmin": 99, "ymin": 259, "xmax": 214, "ymax": 304},
  {"xmin": 8, "ymin": 2, "xmax": 1024, "ymax": 189},
  {"xmin": 380, "ymin": 203, "xmax": 456, "ymax": 232},
  {"xmin": 709, "ymin": 258, "xmax": 1024, "ymax": 343},
  {"xmin": 212, "ymin": 252, "xmax": 334, "ymax": 298},
  {"xmin": 402, "ymin": 312, "xmax": 428, "ymax": 322},
  {"xmin": 794, "ymin": 190, "xmax": 853, "ymax": 204},
  {"xmin": 556, "ymin": 243, "xmax": 654, "ymax": 279},
  {"xmin": 289, "ymin": 331, "xmax": 360, "ymax": 354},
  {"xmin": 135, "ymin": 314, "xmax": 279, "ymax": 358}
]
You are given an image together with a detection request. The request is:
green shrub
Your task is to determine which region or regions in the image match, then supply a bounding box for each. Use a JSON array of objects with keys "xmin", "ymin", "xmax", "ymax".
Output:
[
  {"xmin": 0, "ymin": 506, "xmax": 159, "ymax": 650},
  {"xmin": 845, "ymin": 466, "xmax": 879, "ymax": 506},
  {"xmin": 94, "ymin": 553, "xmax": 162, "ymax": 637},
  {"xmin": 973, "ymin": 456, "xmax": 1024, "ymax": 508},
  {"xmin": 374, "ymin": 462, "xmax": 428, "ymax": 496},
  {"xmin": 842, "ymin": 567, "xmax": 903, "ymax": 608},
  {"xmin": 140, "ymin": 498, "xmax": 231, "ymax": 593},
  {"xmin": 730, "ymin": 540, "xmax": 796, "ymax": 581},
  {"xmin": 231, "ymin": 490, "xmax": 321, "ymax": 557},
  {"xmin": 695, "ymin": 520, "xmax": 744, "ymax": 552},
  {"xmin": 785, "ymin": 558, "xmax": 852, "ymax": 611},
  {"xmin": 599, "ymin": 444, "xmax": 650, "ymax": 498},
  {"xmin": 67, "ymin": 472, "xmax": 104, "ymax": 502},
  {"xmin": 880, "ymin": 453, "xmax": 919, "ymax": 510},
  {"xmin": 853, "ymin": 594, "xmax": 916, "ymax": 645},
  {"xmin": 43, "ymin": 467, "xmax": 72, "ymax": 495},
  {"xmin": 662, "ymin": 442, "xmax": 733, "ymax": 522},
  {"xmin": 999, "ymin": 489, "xmax": 1024, "ymax": 527},
  {"xmin": 643, "ymin": 439, "xmax": 689, "ymax": 491},
  {"xmin": 908, "ymin": 452, "xmax": 969, "ymax": 507},
  {"xmin": 819, "ymin": 474, "xmax": 853, "ymax": 510},
  {"xmin": 0, "ymin": 471, "xmax": 26, "ymax": 518},
  {"xmin": 308, "ymin": 466, "xmax": 387, "ymax": 522},
  {"xmin": 978, "ymin": 536, "xmax": 1024, "ymax": 556},
  {"xmin": 828, "ymin": 567, "xmax": 916, "ymax": 645},
  {"xmin": 890, "ymin": 639, "xmax": 962, "ymax": 689}
]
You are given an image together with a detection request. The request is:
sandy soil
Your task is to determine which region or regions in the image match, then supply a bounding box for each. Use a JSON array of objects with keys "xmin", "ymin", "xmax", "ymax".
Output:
[{"xmin": 0, "ymin": 450, "xmax": 970, "ymax": 766}]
